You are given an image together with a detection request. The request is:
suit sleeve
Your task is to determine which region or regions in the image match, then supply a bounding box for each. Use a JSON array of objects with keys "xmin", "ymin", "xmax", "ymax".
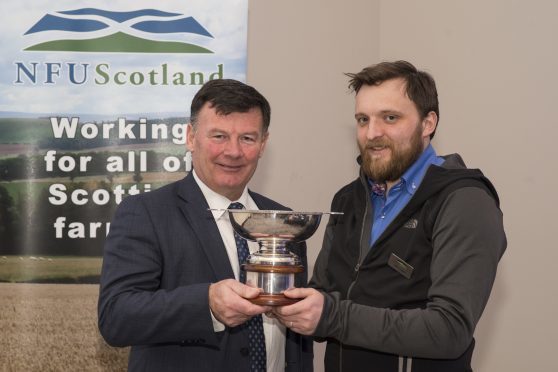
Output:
[
  {"xmin": 312, "ymin": 187, "xmax": 507, "ymax": 358},
  {"xmin": 97, "ymin": 195, "xmax": 218, "ymax": 347}
]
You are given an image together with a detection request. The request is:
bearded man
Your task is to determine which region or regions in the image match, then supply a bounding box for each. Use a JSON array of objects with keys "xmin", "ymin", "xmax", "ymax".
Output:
[{"xmin": 271, "ymin": 61, "xmax": 507, "ymax": 372}]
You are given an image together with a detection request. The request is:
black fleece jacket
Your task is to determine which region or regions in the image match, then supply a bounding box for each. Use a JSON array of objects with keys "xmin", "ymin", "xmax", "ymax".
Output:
[{"xmin": 310, "ymin": 154, "xmax": 507, "ymax": 372}]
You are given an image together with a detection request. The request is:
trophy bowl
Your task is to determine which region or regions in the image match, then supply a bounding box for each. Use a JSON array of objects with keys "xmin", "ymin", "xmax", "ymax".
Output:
[{"xmin": 226, "ymin": 210, "xmax": 340, "ymax": 306}]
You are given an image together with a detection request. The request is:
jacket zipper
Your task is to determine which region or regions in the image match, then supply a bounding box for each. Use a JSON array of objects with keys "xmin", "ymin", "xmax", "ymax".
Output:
[{"xmin": 339, "ymin": 195, "xmax": 369, "ymax": 371}]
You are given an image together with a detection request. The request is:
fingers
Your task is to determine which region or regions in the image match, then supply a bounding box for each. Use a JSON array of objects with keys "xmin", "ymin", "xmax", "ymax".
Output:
[
  {"xmin": 209, "ymin": 279, "xmax": 270, "ymax": 327},
  {"xmin": 229, "ymin": 279, "xmax": 263, "ymax": 300},
  {"xmin": 271, "ymin": 288, "xmax": 324, "ymax": 335},
  {"xmin": 281, "ymin": 287, "xmax": 314, "ymax": 300},
  {"xmin": 276, "ymin": 288, "xmax": 316, "ymax": 315}
]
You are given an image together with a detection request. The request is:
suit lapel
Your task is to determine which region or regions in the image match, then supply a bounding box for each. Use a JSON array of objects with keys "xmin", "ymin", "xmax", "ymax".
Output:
[{"xmin": 176, "ymin": 173, "xmax": 235, "ymax": 281}]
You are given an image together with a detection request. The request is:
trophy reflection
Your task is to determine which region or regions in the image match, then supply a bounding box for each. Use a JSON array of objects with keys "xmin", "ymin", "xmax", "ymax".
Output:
[{"xmin": 226, "ymin": 210, "xmax": 340, "ymax": 306}]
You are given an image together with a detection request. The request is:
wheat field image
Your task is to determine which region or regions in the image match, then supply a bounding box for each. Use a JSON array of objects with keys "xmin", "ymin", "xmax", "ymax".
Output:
[{"xmin": 0, "ymin": 283, "xmax": 128, "ymax": 371}]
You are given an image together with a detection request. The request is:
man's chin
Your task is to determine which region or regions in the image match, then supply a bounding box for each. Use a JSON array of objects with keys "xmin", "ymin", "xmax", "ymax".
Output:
[{"xmin": 217, "ymin": 175, "xmax": 249, "ymax": 189}]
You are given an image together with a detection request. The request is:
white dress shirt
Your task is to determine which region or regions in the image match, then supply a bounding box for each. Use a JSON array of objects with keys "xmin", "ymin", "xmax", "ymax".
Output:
[{"xmin": 192, "ymin": 170, "xmax": 286, "ymax": 372}]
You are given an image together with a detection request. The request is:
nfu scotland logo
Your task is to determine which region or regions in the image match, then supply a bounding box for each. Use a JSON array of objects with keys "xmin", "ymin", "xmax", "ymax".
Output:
[
  {"xmin": 14, "ymin": 8, "xmax": 225, "ymax": 86},
  {"xmin": 23, "ymin": 8, "xmax": 214, "ymax": 53}
]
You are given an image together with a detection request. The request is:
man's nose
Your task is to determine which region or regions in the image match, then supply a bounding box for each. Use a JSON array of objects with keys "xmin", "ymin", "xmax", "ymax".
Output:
[
  {"xmin": 223, "ymin": 138, "xmax": 242, "ymax": 157},
  {"xmin": 366, "ymin": 119, "xmax": 384, "ymax": 140}
]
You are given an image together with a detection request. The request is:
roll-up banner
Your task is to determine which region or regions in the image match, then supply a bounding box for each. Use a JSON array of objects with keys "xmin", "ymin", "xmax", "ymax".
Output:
[{"xmin": 0, "ymin": 1, "xmax": 248, "ymax": 369}]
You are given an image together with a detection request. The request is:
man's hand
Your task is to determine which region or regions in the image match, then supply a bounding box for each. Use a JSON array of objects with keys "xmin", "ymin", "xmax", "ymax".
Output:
[
  {"xmin": 272, "ymin": 287, "xmax": 324, "ymax": 335},
  {"xmin": 209, "ymin": 279, "xmax": 271, "ymax": 327}
]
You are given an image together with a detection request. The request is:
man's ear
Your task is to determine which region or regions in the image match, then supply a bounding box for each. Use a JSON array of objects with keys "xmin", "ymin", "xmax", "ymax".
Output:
[
  {"xmin": 422, "ymin": 111, "xmax": 438, "ymax": 138},
  {"xmin": 186, "ymin": 123, "xmax": 195, "ymax": 151}
]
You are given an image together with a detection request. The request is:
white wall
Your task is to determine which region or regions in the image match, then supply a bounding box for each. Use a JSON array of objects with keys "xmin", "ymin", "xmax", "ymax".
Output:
[
  {"xmin": 248, "ymin": 1, "xmax": 557, "ymax": 371},
  {"xmin": 248, "ymin": 0, "xmax": 378, "ymax": 270},
  {"xmin": 379, "ymin": 1, "xmax": 558, "ymax": 371}
]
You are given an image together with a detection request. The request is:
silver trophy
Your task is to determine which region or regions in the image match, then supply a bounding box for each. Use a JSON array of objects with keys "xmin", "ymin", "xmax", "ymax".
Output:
[{"xmin": 226, "ymin": 210, "xmax": 341, "ymax": 306}]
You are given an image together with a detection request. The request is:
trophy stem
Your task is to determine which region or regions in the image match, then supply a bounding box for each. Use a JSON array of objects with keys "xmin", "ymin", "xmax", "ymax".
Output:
[
  {"xmin": 259, "ymin": 239, "xmax": 288, "ymax": 253},
  {"xmin": 242, "ymin": 263, "xmax": 304, "ymax": 306}
]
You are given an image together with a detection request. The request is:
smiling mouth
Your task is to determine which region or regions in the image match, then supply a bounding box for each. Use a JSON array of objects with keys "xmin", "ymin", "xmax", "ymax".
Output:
[
  {"xmin": 365, "ymin": 145, "xmax": 391, "ymax": 160},
  {"xmin": 367, "ymin": 145, "xmax": 389, "ymax": 153},
  {"xmin": 218, "ymin": 163, "xmax": 243, "ymax": 171}
]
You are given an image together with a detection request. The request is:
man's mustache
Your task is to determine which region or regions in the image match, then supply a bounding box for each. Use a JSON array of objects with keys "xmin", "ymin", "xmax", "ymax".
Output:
[{"xmin": 364, "ymin": 139, "xmax": 392, "ymax": 149}]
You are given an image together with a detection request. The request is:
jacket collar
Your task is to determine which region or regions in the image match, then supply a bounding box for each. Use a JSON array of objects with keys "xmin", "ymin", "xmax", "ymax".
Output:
[{"xmin": 176, "ymin": 173, "xmax": 235, "ymax": 281}]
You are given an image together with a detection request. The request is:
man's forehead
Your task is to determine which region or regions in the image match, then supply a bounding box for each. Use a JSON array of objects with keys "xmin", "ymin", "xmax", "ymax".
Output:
[
  {"xmin": 355, "ymin": 79, "xmax": 418, "ymax": 116},
  {"xmin": 197, "ymin": 111, "xmax": 265, "ymax": 135},
  {"xmin": 203, "ymin": 101, "xmax": 262, "ymax": 117},
  {"xmin": 355, "ymin": 80, "xmax": 415, "ymax": 107}
]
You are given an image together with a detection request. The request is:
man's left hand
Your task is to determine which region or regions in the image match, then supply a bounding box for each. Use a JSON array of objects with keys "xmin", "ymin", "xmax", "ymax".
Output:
[{"xmin": 271, "ymin": 287, "xmax": 324, "ymax": 335}]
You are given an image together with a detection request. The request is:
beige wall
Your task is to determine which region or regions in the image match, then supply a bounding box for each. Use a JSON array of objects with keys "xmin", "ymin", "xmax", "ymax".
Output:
[{"xmin": 248, "ymin": 0, "xmax": 557, "ymax": 371}]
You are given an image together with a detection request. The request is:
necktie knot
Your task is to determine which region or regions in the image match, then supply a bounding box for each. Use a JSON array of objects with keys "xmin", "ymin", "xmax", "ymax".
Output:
[{"xmin": 229, "ymin": 202, "xmax": 244, "ymax": 210}]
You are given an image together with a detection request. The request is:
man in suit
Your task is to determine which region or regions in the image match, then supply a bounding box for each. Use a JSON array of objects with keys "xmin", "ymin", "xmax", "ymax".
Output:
[{"xmin": 98, "ymin": 79, "xmax": 313, "ymax": 372}]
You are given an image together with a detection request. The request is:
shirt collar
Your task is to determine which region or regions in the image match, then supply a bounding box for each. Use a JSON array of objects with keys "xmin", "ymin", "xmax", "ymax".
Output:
[
  {"xmin": 192, "ymin": 170, "xmax": 254, "ymax": 219},
  {"xmin": 369, "ymin": 144, "xmax": 440, "ymax": 196},
  {"xmin": 400, "ymin": 144, "xmax": 441, "ymax": 194}
]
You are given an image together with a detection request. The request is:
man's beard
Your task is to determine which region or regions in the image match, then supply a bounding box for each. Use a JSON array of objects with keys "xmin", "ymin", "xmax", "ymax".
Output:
[{"xmin": 360, "ymin": 125, "xmax": 424, "ymax": 182}]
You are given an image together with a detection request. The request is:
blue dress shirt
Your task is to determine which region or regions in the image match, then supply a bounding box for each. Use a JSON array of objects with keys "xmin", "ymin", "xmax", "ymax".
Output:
[{"xmin": 369, "ymin": 144, "xmax": 444, "ymax": 246}]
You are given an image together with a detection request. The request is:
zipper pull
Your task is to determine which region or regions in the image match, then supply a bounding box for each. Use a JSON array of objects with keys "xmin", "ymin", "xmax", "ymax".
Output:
[{"xmin": 352, "ymin": 263, "xmax": 360, "ymax": 280}]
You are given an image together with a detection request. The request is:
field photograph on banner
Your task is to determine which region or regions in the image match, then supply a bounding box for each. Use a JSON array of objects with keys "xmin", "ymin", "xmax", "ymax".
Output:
[{"xmin": 0, "ymin": 0, "xmax": 248, "ymax": 369}]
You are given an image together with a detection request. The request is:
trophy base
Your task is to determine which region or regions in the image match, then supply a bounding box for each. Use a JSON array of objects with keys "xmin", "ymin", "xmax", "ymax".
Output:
[
  {"xmin": 243, "ymin": 264, "xmax": 304, "ymax": 306},
  {"xmin": 249, "ymin": 294, "xmax": 301, "ymax": 306}
]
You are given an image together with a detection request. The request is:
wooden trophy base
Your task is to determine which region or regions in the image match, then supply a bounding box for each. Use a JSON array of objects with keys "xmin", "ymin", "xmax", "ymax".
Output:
[
  {"xmin": 250, "ymin": 294, "xmax": 301, "ymax": 306},
  {"xmin": 242, "ymin": 263, "xmax": 304, "ymax": 306}
]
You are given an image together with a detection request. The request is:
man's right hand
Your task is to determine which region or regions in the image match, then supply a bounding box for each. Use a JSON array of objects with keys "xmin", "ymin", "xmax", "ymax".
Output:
[{"xmin": 208, "ymin": 279, "xmax": 271, "ymax": 327}]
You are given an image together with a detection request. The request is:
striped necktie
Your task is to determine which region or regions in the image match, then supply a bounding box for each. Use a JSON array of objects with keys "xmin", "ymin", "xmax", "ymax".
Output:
[{"xmin": 229, "ymin": 202, "xmax": 266, "ymax": 372}]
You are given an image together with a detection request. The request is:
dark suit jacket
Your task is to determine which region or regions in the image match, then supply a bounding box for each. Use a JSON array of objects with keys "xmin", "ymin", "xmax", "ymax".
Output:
[{"xmin": 98, "ymin": 173, "xmax": 313, "ymax": 371}]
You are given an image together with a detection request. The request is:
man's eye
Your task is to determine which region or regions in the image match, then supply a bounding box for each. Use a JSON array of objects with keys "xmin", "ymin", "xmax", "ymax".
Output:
[
  {"xmin": 241, "ymin": 136, "xmax": 257, "ymax": 144},
  {"xmin": 385, "ymin": 115, "xmax": 398, "ymax": 123},
  {"xmin": 356, "ymin": 117, "xmax": 368, "ymax": 126}
]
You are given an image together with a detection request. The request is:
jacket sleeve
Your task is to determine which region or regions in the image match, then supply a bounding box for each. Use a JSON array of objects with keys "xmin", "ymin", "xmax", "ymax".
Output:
[
  {"xmin": 312, "ymin": 187, "xmax": 507, "ymax": 358},
  {"xmin": 287, "ymin": 241, "xmax": 315, "ymax": 370},
  {"xmin": 97, "ymin": 195, "xmax": 218, "ymax": 347}
]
